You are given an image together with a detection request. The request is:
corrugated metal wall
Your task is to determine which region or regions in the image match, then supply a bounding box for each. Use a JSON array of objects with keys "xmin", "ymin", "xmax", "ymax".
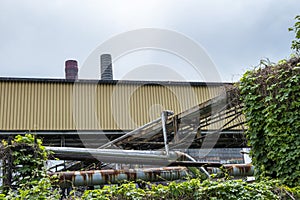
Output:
[{"xmin": 0, "ymin": 80, "xmax": 225, "ymax": 131}]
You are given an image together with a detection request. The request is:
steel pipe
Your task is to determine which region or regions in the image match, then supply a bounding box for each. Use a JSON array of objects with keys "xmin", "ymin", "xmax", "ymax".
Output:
[
  {"xmin": 161, "ymin": 110, "xmax": 174, "ymax": 156},
  {"xmin": 51, "ymin": 164, "xmax": 255, "ymax": 188},
  {"xmin": 207, "ymin": 164, "xmax": 254, "ymax": 177},
  {"xmin": 52, "ymin": 166, "xmax": 189, "ymax": 187},
  {"xmin": 46, "ymin": 147, "xmax": 193, "ymax": 166}
]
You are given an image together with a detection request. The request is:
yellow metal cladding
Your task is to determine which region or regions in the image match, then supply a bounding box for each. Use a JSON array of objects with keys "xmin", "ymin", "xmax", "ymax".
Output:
[{"xmin": 0, "ymin": 79, "xmax": 226, "ymax": 131}]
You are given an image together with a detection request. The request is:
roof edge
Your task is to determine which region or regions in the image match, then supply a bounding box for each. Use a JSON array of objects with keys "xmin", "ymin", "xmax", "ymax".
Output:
[{"xmin": 0, "ymin": 77, "xmax": 233, "ymax": 86}]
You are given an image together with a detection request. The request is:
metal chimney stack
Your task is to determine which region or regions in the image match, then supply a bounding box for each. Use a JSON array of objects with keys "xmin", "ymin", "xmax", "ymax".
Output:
[
  {"xmin": 65, "ymin": 60, "xmax": 78, "ymax": 80},
  {"xmin": 101, "ymin": 54, "xmax": 113, "ymax": 80}
]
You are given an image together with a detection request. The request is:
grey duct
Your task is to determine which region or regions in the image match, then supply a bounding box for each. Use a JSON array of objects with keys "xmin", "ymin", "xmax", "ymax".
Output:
[{"xmin": 46, "ymin": 147, "xmax": 194, "ymax": 166}]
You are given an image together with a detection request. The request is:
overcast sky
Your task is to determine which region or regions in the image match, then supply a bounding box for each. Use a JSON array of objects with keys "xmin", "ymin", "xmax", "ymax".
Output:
[{"xmin": 0, "ymin": 0, "xmax": 299, "ymax": 82}]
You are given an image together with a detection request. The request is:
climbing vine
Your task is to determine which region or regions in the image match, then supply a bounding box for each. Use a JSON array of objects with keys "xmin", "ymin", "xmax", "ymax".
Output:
[
  {"xmin": 0, "ymin": 134, "xmax": 60, "ymax": 199},
  {"xmin": 289, "ymin": 15, "xmax": 300, "ymax": 53},
  {"xmin": 81, "ymin": 179, "xmax": 299, "ymax": 200},
  {"xmin": 239, "ymin": 57, "xmax": 300, "ymax": 186}
]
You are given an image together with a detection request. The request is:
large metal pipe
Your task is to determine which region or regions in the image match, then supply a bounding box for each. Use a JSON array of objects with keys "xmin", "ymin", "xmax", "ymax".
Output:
[
  {"xmin": 52, "ymin": 164, "xmax": 255, "ymax": 188},
  {"xmin": 52, "ymin": 167, "xmax": 189, "ymax": 187},
  {"xmin": 207, "ymin": 164, "xmax": 254, "ymax": 177},
  {"xmin": 46, "ymin": 147, "xmax": 193, "ymax": 166}
]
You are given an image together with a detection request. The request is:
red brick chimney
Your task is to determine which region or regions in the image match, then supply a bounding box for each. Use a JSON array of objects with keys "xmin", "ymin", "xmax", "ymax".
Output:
[{"xmin": 65, "ymin": 60, "xmax": 78, "ymax": 80}]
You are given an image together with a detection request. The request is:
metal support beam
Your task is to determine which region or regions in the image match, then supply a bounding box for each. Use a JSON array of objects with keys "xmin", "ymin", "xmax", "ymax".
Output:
[{"xmin": 161, "ymin": 110, "xmax": 174, "ymax": 156}]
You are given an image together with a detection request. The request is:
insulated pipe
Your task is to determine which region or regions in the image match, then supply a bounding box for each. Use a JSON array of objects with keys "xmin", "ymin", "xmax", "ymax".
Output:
[
  {"xmin": 50, "ymin": 167, "xmax": 189, "ymax": 188},
  {"xmin": 207, "ymin": 164, "xmax": 254, "ymax": 177},
  {"xmin": 46, "ymin": 147, "xmax": 193, "ymax": 166},
  {"xmin": 52, "ymin": 167, "xmax": 189, "ymax": 187},
  {"xmin": 51, "ymin": 164, "xmax": 254, "ymax": 188}
]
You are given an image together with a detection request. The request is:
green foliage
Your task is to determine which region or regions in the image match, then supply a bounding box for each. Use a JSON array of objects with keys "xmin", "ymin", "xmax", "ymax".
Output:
[
  {"xmin": 82, "ymin": 179, "xmax": 299, "ymax": 200},
  {"xmin": 1, "ymin": 134, "xmax": 299, "ymax": 199},
  {"xmin": 239, "ymin": 57, "xmax": 300, "ymax": 187},
  {"xmin": 4, "ymin": 177, "xmax": 60, "ymax": 200},
  {"xmin": 11, "ymin": 134, "xmax": 47, "ymax": 186},
  {"xmin": 289, "ymin": 15, "xmax": 300, "ymax": 53},
  {"xmin": 0, "ymin": 134, "xmax": 60, "ymax": 199}
]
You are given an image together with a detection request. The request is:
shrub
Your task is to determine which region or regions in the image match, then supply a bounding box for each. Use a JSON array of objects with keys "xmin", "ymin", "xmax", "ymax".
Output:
[
  {"xmin": 0, "ymin": 134, "xmax": 60, "ymax": 199},
  {"xmin": 82, "ymin": 179, "xmax": 299, "ymax": 200},
  {"xmin": 239, "ymin": 57, "xmax": 300, "ymax": 187}
]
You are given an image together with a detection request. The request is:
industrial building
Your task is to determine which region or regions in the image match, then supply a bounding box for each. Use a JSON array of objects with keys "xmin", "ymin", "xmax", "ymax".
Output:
[{"xmin": 0, "ymin": 55, "xmax": 247, "ymax": 165}]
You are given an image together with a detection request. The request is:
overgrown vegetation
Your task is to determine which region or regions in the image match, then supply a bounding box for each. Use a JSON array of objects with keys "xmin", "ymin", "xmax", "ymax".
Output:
[
  {"xmin": 239, "ymin": 56, "xmax": 300, "ymax": 187},
  {"xmin": 1, "ymin": 134, "xmax": 299, "ymax": 199},
  {"xmin": 235, "ymin": 15, "xmax": 300, "ymax": 188},
  {"xmin": 0, "ymin": 134, "xmax": 60, "ymax": 199},
  {"xmin": 289, "ymin": 15, "xmax": 300, "ymax": 53},
  {"xmin": 81, "ymin": 179, "xmax": 299, "ymax": 200},
  {"xmin": 1, "ymin": 14, "xmax": 300, "ymax": 200}
]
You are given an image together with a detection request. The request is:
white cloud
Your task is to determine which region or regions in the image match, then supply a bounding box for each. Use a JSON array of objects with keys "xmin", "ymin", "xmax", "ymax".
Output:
[{"xmin": 0, "ymin": 0, "xmax": 299, "ymax": 81}]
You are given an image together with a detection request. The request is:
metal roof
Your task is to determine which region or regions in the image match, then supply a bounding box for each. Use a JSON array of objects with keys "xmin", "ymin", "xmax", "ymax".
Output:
[{"xmin": 0, "ymin": 77, "xmax": 231, "ymax": 86}]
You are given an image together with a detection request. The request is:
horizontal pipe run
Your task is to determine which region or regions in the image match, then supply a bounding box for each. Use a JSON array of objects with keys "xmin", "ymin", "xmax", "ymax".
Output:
[
  {"xmin": 207, "ymin": 164, "xmax": 254, "ymax": 177},
  {"xmin": 51, "ymin": 164, "xmax": 255, "ymax": 188},
  {"xmin": 52, "ymin": 167, "xmax": 189, "ymax": 187},
  {"xmin": 46, "ymin": 147, "xmax": 193, "ymax": 165}
]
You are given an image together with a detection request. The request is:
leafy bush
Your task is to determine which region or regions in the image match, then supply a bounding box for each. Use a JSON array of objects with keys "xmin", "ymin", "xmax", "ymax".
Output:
[
  {"xmin": 82, "ymin": 179, "xmax": 299, "ymax": 200},
  {"xmin": 289, "ymin": 15, "xmax": 300, "ymax": 53},
  {"xmin": 239, "ymin": 57, "xmax": 300, "ymax": 187},
  {"xmin": 4, "ymin": 177, "xmax": 60, "ymax": 200},
  {"xmin": 0, "ymin": 134, "xmax": 60, "ymax": 199},
  {"xmin": 2, "ymin": 134, "xmax": 48, "ymax": 187},
  {"xmin": 0, "ymin": 135, "xmax": 299, "ymax": 199}
]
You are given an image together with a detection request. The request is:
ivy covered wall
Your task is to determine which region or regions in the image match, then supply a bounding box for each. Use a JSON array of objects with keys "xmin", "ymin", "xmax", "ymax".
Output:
[{"xmin": 239, "ymin": 57, "xmax": 300, "ymax": 186}]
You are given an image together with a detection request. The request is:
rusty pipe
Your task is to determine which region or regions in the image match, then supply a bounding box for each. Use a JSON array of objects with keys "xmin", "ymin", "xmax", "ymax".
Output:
[
  {"xmin": 52, "ymin": 164, "xmax": 254, "ymax": 188},
  {"xmin": 52, "ymin": 166, "xmax": 189, "ymax": 187},
  {"xmin": 207, "ymin": 164, "xmax": 254, "ymax": 177}
]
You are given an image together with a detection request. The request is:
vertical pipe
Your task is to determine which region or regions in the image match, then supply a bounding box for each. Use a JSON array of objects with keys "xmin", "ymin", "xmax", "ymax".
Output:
[
  {"xmin": 161, "ymin": 111, "xmax": 169, "ymax": 155},
  {"xmin": 161, "ymin": 110, "xmax": 174, "ymax": 156},
  {"xmin": 173, "ymin": 115, "xmax": 179, "ymax": 143},
  {"xmin": 65, "ymin": 60, "xmax": 78, "ymax": 80},
  {"xmin": 100, "ymin": 54, "xmax": 113, "ymax": 80}
]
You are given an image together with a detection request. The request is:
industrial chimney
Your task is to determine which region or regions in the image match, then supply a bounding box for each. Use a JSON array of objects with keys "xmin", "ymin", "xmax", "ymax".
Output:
[
  {"xmin": 101, "ymin": 54, "xmax": 113, "ymax": 80},
  {"xmin": 65, "ymin": 60, "xmax": 78, "ymax": 80}
]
